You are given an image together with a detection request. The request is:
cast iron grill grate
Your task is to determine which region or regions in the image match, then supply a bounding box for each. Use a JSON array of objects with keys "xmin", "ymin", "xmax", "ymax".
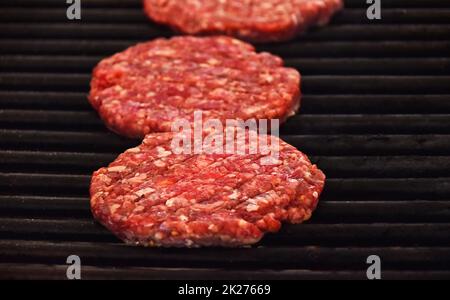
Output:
[{"xmin": 0, "ymin": 0, "xmax": 449, "ymax": 279}]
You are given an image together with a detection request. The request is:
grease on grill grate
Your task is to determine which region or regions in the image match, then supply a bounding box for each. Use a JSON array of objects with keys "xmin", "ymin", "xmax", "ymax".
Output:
[{"xmin": 0, "ymin": 0, "xmax": 450, "ymax": 279}]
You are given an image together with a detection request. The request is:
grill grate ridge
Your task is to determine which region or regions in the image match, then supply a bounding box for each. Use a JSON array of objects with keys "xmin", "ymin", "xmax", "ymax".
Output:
[{"xmin": 0, "ymin": 0, "xmax": 449, "ymax": 279}]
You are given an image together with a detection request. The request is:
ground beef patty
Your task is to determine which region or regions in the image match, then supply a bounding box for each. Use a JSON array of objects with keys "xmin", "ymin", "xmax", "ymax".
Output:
[
  {"xmin": 89, "ymin": 36, "xmax": 301, "ymax": 139},
  {"xmin": 143, "ymin": 0, "xmax": 344, "ymax": 43},
  {"xmin": 90, "ymin": 131, "xmax": 325, "ymax": 247}
]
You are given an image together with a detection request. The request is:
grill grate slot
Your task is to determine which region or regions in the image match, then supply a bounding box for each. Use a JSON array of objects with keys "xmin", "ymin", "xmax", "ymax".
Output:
[
  {"xmin": 1, "ymin": 196, "xmax": 450, "ymax": 224},
  {"xmin": 3, "ymin": 92, "xmax": 450, "ymax": 114},
  {"xmin": 2, "ymin": 56, "xmax": 450, "ymax": 75},
  {"xmin": 2, "ymin": 40, "xmax": 449, "ymax": 57},
  {"xmin": 2, "ymin": 9, "xmax": 450, "ymax": 24},
  {"xmin": 1, "ymin": 0, "xmax": 450, "ymax": 9},
  {"xmin": 1, "ymin": 151, "xmax": 450, "ymax": 179},
  {"xmin": 0, "ymin": 0, "xmax": 449, "ymax": 279},
  {"xmin": 1, "ymin": 240, "xmax": 449, "ymax": 272},
  {"xmin": 2, "ymin": 73, "xmax": 450, "ymax": 94},
  {"xmin": 2, "ymin": 24, "xmax": 450, "ymax": 41}
]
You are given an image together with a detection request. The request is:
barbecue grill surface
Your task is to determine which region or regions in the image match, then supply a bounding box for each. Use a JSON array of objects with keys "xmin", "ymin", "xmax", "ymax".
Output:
[{"xmin": 1, "ymin": 0, "xmax": 450, "ymax": 280}]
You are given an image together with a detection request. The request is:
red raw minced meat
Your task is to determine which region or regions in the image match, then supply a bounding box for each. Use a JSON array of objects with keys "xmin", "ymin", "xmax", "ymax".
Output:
[
  {"xmin": 143, "ymin": 0, "xmax": 344, "ymax": 43},
  {"xmin": 90, "ymin": 131, "xmax": 325, "ymax": 248},
  {"xmin": 89, "ymin": 36, "xmax": 301, "ymax": 139}
]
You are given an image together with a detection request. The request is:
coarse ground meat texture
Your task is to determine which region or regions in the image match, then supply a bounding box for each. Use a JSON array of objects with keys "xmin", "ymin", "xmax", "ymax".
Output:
[
  {"xmin": 89, "ymin": 36, "xmax": 301, "ymax": 139},
  {"xmin": 90, "ymin": 132, "xmax": 325, "ymax": 247},
  {"xmin": 143, "ymin": 0, "xmax": 344, "ymax": 43}
]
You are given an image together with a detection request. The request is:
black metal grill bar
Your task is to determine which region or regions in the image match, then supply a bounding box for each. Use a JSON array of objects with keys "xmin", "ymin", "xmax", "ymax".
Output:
[
  {"xmin": 2, "ymin": 130, "xmax": 450, "ymax": 156},
  {"xmin": 1, "ymin": 151, "xmax": 450, "ymax": 179},
  {"xmin": 1, "ymin": 240, "xmax": 449, "ymax": 270},
  {"xmin": 335, "ymin": 9, "xmax": 450, "ymax": 24},
  {"xmin": 0, "ymin": 0, "xmax": 143, "ymax": 9},
  {"xmin": 1, "ymin": 219, "xmax": 450, "ymax": 247},
  {"xmin": 2, "ymin": 56, "xmax": 450, "ymax": 75},
  {"xmin": 3, "ymin": 110, "xmax": 450, "ymax": 135},
  {"xmin": 1, "ymin": 0, "xmax": 449, "ymax": 9},
  {"xmin": 3, "ymin": 263, "xmax": 449, "ymax": 280},
  {"xmin": 1, "ymin": 0, "xmax": 449, "ymax": 279},
  {"xmin": 0, "ymin": 130, "xmax": 137, "ymax": 152},
  {"xmin": 281, "ymin": 115, "xmax": 450, "ymax": 134},
  {"xmin": 2, "ymin": 73, "xmax": 450, "ymax": 94},
  {"xmin": 2, "ymin": 24, "xmax": 450, "ymax": 41},
  {"xmin": 1, "ymin": 173, "xmax": 449, "ymax": 201},
  {"xmin": 2, "ymin": 39, "xmax": 449, "ymax": 58},
  {"xmin": 260, "ymin": 41, "xmax": 450, "ymax": 58},
  {"xmin": 0, "ymin": 91, "xmax": 92, "ymax": 110},
  {"xmin": 2, "ymin": 92, "xmax": 450, "ymax": 114},
  {"xmin": 1, "ymin": 196, "xmax": 449, "ymax": 224},
  {"xmin": 1, "ymin": 9, "xmax": 450, "ymax": 25},
  {"xmin": 0, "ymin": 219, "xmax": 450, "ymax": 247}
]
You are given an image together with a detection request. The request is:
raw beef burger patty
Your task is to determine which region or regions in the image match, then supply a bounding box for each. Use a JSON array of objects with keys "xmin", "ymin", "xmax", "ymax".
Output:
[
  {"xmin": 143, "ymin": 0, "xmax": 344, "ymax": 42},
  {"xmin": 89, "ymin": 36, "xmax": 301, "ymax": 138},
  {"xmin": 90, "ymin": 132, "xmax": 325, "ymax": 247}
]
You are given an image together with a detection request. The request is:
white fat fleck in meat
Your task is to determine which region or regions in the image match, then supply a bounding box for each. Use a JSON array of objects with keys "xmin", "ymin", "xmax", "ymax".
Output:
[
  {"xmin": 207, "ymin": 58, "xmax": 220, "ymax": 65},
  {"xmin": 208, "ymin": 224, "xmax": 219, "ymax": 232},
  {"xmin": 134, "ymin": 205, "xmax": 145, "ymax": 213},
  {"xmin": 135, "ymin": 187, "xmax": 156, "ymax": 197},
  {"xmin": 246, "ymin": 204, "xmax": 260, "ymax": 212},
  {"xmin": 128, "ymin": 173, "xmax": 147, "ymax": 183},
  {"xmin": 91, "ymin": 192, "xmax": 103, "ymax": 205},
  {"xmin": 156, "ymin": 146, "xmax": 172, "ymax": 158},
  {"xmin": 179, "ymin": 215, "xmax": 189, "ymax": 222},
  {"xmin": 154, "ymin": 232, "xmax": 164, "ymax": 240},
  {"xmin": 238, "ymin": 219, "xmax": 249, "ymax": 228},
  {"xmin": 260, "ymin": 73, "xmax": 274, "ymax": 83},
  {"xmin": 108, "ymin": 166, "xmax": 127, "ymax": 172},
  {"xmin": 110, "ymin": 204, "xmax": 121, "ymax": 214},
  {"xmin": 126, "ymin": 147, "xmax": 141, "ymax": 153},
  {"xmin": 123, "ymin": 194, "xmax": 138, "ymax": 202},
  {"xmin": 166, "ymin": 197, "xmax": 188, "ymax": 208},
  {"xmin": 154, "ymin": 159, "xmax": 166, "ymax": 167},
  {"xmin": 165, "ymin": 199, "xmax": 175, "ymax": 207},
  {"xmin": 153, "ymin": 48, "xmax": 176, "ymax": 56},
  {"xmin": 313, "ymin": 191, "xmax": 319, "ymax": 198},
  {"xmin": 228, "ymin": 190, "xmax": 240, "ymax": 200},
  {"xmin": 114, "ymin": 85, "xmax": 124, "ymax": 92},
  {"xmin": 100, "ymin": 174, "xmax": 112, "ymax": 184},
  {"xmin": 210, "ymin": 88, "xmax": 229, "ymax": 98},
  {"xmin": 246, "ymin": 191, "xmax": 277, "ymax": 212},
  {"xmin": 261, "ymin": 156, "xmax": 281, "ymax": 166},
  {"xmin": 250, "ymin": 163, "xmax": 260, "ymax": 170},
  {"xmin": 240, "ymin": 104, "xmax": 269, "ymax": 115},
  {"xmin": 215, "ymin": 78, "xmax": 228, "ymax": 85}
]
